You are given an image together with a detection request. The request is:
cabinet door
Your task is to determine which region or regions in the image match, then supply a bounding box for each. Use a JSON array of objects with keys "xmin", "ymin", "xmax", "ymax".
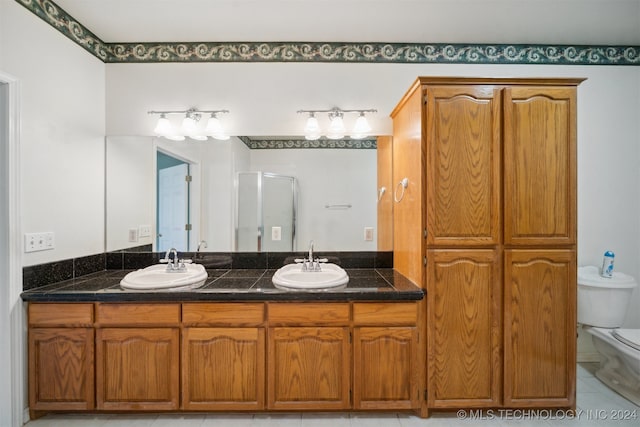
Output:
[
  {"xmin": 425, "ymin": 85, "xmax": 501, "ymax": 247},
  {"xmin": 29, "ymin": 328, "xmax": 94, "ymax": 411},
  {"xmin": 504, "ymin": 250, "xmax": 576, "ymax": 407},
  {"xmin": 427, "ymin": 250, "xmax": 501, "ymax": 407},
  {"xmin": 182, "ymin": 327, "xmax": 265, "ymax": 410},
  {"xmin": 503, "ymin": 86, "xmax": 577, "ymax": 246},
  {"xmin": 268, "ymin": 327, "xmax": 350, "ymax": 410},
  {"xmin": 96, "ymin": 328, "xmax": 180, "ymax": 410},
  {"xmin": 353, "ymin": 327, "xmax": 418, "ymax": 409}
]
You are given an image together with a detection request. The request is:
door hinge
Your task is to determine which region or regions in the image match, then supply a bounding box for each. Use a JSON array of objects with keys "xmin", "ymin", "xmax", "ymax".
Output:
[
  {"xmin": 423, "ymin": 256, "xmax": 427, "ymax": 266},
  {"xmin": 424, "ymin": 94, "xmax": 428, "ymax": 104},
  {"xmin": 423, "ymin": 228, "xmax": 427, "ymax": 238},
  {"xmin": 185, "ymin": 223, "xmax": 192, "ymax": 231},
  {"xmin": 185, "ymin": 175, "xmax": 192, "ymax": 182}
]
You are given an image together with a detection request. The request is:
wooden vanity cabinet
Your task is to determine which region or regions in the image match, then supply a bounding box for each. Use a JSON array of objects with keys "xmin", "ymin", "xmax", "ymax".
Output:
[
  {"xmin": 504, "ymin": 250, "xmax": 576, "ymax": 407},
  {"xmin": 95, "ymin": 303, "xmax": 180, "ymax": 410},
  {"xmin": 426, "ymin": 250, "xmax": 501, "ymax": 408},
  {"xmin": 28, "ymin": 299, "xmax": 423, "ymax": 415},
  {"xmin": 181, "ymin": 303, "xmax": 266, "ymax": 410},
  {"xmin": 28, "ymin": 303, "xmax": 94, "ymax": 414},
  {"xmin": 391, "ymin": 77, "xmax": 582, "ymax": 410},
  {"xmin": 352, "ymin": 302, "xmax": 420, "ymax": 410},
  {"xmin": 267, "ymin": 303, "xmax": 350, "ymax": 410}
]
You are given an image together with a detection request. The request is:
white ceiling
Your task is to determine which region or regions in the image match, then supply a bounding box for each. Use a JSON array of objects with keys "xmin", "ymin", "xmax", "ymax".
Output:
[{"xmin": 54, "ymin": 0, "xmax": 640, "ymax": 45}]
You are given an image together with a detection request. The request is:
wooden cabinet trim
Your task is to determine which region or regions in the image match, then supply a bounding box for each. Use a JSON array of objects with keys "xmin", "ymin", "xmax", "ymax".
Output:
[
  {"xmin": 353, "ymin": 302, "xmax": 418, "ymax": 325},
  {"xmin": 29, "ymin": 303, "xmax": 93, "ymax": 327},
  {"xmin": 182, "ymin": 303, "xmax": 265, "ymax": 326},
  {"xmin": 96, "ymin": 303, "xmax": 180, "ymax": 326},
  {"xmin": 267, "ymin": 303, "xmax": 350, "ymax": 325}
]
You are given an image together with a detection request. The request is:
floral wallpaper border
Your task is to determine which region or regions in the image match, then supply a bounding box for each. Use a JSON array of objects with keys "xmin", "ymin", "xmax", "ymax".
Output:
[
  {"xmin": 238, "ymin": 136, "xmax": 377, "ymax": 150},
  {"xmin": 16, "ymin": 0, "xmax": 640, "ymax": 66}
]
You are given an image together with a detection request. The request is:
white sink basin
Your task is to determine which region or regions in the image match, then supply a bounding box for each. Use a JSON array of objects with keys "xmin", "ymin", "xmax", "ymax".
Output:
[
  {"xmin": 120, "ymin": 263, "xmax": 208, "ymax": 291},
  {"xmin": 272, "ymin": 263, "xmax": 349, "ymax": 290}
]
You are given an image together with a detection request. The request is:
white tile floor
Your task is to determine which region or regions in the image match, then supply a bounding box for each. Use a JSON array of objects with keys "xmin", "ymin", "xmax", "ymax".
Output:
[{"xmin": 26, "ymin": 363, "xmax": 639, "ymax": 427}]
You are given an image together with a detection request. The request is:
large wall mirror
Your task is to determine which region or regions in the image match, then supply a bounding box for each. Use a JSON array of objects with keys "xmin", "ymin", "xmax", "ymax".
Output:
[{"xmin": 106, "ymin": 135, "xmax": 391, "ymax": 253}]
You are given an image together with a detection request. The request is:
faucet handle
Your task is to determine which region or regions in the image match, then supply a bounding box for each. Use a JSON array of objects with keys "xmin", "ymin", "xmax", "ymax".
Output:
[
  {"xmin": 316, "ymin": 258, "xmax": 328, "ymax": 263},
  {"xmin": 159, "ymin": 258, "xmax": 170, "ymax": 264},
  {"xmin": 294, "ymin": 258, "xmax": 306, "ymax": 263}
]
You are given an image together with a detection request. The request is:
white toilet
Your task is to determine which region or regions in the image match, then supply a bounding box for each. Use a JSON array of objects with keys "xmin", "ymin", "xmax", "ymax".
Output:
[{"xmin": 578, "ymin": 265, "xmax": 640, "ymax": 406}]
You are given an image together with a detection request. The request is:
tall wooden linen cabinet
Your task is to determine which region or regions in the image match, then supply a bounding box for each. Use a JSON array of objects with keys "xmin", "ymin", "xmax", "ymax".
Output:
[{"xmin": 390, "ymin": 77, "xmax": 583, "ymax": 414}]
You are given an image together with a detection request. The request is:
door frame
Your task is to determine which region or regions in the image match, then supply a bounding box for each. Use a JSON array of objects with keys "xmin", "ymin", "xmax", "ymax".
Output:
[
  {"xmin": 0, "ymin": 71, "xmax": 25, "ymax": 426},
  {"xmin": 154, "ymin": 143, "xmax": 200, "ymax": 252}
]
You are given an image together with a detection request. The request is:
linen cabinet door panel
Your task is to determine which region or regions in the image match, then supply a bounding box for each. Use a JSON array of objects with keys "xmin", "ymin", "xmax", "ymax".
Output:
[
  {"xmin": 268, "ymin": 327, "xmax": 350, "ymax": 410},
  {"xmin": 29, "ymin": 328, "xmax": 94, "ymax": 411},
  {"xmin": 96, "ymin": 328, "xmax": 180, "ymax": 410},
  {"xmin": 503, "ymin": 86, "xmax": 577, "ymax": 246},
  {"xmin": 353, "ymin": 327, "xmax": 418, "ymax": 410},
  {"xmin": 427, "ymin": 250, "xmax": 501, "ymax": 407},
  {"xmin": 182, "ymin": 327, "xmax": 265, "ymax": 410},
  {"xmin": 504, "ymin": 250, "xmax": 576, "ymax": 407},
  {"xmin": 425, "ymin": 86, "xmax": 501, "ymax": 247}
]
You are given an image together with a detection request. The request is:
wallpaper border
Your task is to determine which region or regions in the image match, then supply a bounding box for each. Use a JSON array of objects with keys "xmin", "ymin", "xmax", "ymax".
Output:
[{"xmin": 16, "ymin": 0, "xmax": 640, "ymax": 66}]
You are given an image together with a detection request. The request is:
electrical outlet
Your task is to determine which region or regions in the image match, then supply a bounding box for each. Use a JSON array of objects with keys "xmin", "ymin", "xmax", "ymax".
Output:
[
  {"xmin": 271, "ymin": 226, "xmax": 282, "ymax": 241},
  {"xmin": 364, "ymin": 227, "xmax": 374, "ymax": 241},
  {"xmin": 139, "ymin": 225, "xmax": 152, "ymax": 238},
  {"xmin": 128, "ymin": 228, "xmax": 139, "ymax": 242},
  {"xmin": 24, "ymin": 232, "xmax": 55, "ymax": 252}
]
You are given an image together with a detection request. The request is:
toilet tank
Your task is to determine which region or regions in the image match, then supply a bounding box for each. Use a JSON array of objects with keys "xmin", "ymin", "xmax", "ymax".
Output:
[{"xmin": 577, "ymin": 266, "xmax": 637, "ymax": 328}]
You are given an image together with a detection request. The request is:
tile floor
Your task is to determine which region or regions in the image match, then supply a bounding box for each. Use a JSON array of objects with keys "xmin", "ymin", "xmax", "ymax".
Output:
[{"xmin": 26, "ymin": 363, "xmax": 639, "ymax": 426}]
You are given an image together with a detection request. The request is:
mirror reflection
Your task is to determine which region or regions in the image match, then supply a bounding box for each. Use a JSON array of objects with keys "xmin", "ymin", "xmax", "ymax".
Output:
[{"xmin": 106, "ymin": 136, "xmax": 381, "ymax": 253}]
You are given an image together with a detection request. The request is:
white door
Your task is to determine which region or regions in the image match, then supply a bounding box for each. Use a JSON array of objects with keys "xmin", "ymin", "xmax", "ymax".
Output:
[{"xmin": 158, "ymin": 163, "xmax": 189, "ymax": 252}]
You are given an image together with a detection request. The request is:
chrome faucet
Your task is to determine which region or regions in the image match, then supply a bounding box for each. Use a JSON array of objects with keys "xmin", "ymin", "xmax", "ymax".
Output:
[
  {"xmin": 164, "ymin": 247, "xmax": 179, "ymax": 269},
  {"xmin": 308, "ymin": 240, "xmax": 314, "ymax": 265},
  {"xmin": 197, "ymin": 240, "xmax": 208, "ymax": 255}
]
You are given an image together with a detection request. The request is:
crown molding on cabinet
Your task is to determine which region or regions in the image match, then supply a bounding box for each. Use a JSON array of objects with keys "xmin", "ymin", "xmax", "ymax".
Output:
[{"xmin": 16, "ymin": 0, "xmax": 640, "ymax": 66}]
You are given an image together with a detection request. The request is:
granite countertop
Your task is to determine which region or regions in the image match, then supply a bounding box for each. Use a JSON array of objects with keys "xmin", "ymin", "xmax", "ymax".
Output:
[{"xmin": 21, "ymin": 268, "xmax": 424, "ymax": 302}]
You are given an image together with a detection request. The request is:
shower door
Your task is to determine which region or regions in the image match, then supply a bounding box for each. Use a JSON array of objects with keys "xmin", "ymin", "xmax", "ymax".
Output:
[{"xmin": 235, "ymin": 172, "xmax": 296, "ymax": 252}]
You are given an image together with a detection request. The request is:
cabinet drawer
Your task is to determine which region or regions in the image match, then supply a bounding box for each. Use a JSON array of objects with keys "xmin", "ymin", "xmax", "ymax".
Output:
[
  {"xmin": 96, "ymin": 303, "xmax": 180, "ymax": 326},
  {"xmin": 183, "ymin": 303, "xmax": 264, "ymax": 326},
  {"xmin": 268, "ymin": 303, "xmax": 350, "ymax": 325},
  {"xmin": 353, "ymin": 302, "xmax": 417, "ymax": 326},
  {"xmin": 29, "ymin": 303, "xmax": 93, "ymax": 327}
]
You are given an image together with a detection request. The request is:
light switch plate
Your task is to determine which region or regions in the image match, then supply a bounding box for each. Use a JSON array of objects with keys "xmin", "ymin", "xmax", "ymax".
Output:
[
  {"xmin": 272, "ymin": 226, "xmax": 282, "ymax": 241},
  {"xmin": 139, "ymin": 225, "xmax": 152, "ymax": 238},
  {"xmin": 24, "ymin": 232, "xmax": 55, "ymax": 252},
  {"xmin": 364, "ymin": 227, "xmax": 374, "ymax": 241}
]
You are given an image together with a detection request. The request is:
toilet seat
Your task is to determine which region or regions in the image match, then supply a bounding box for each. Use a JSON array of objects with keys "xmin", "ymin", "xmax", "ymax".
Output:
[{"xmin": 611, "ymin": 329, "xmax": 640, "ymax": 351}]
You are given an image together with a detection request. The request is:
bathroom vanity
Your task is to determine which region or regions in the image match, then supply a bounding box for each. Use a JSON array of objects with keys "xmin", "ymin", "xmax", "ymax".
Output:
[{"xmin": 23, "ymin": 268, "xmax": 425, "ymax": 418}]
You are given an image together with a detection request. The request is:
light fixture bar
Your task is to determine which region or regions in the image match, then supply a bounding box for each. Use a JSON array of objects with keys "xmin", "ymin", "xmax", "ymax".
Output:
[
  {"xmin": 297, "ymin": 108, "xmax": 377, "ymax": 114},
  {"xmin": 297, "ymin": 107, "xmax": 377, "ymax": 140},
  {"xmin": 148, "ymin": 108, "xmax": 229, "ymax": 115},
  {"xmin": 148, "ymin": 108, "xmax": 230, "ymax": 141}
]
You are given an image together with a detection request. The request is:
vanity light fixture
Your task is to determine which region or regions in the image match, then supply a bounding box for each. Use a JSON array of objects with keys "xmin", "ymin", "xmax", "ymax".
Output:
[
  {"xmin": 148, "ymin": 108, "xmax": 230, "ymax": 141},
  {"xmin": 297, "ymin": 108, "xmax": 377, "ymax": 140}
]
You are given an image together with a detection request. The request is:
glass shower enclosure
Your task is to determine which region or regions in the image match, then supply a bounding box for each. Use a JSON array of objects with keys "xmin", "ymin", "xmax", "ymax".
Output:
[{"xmin": 235, "ymin": 172, "xmax": 297, "ymax": 252}]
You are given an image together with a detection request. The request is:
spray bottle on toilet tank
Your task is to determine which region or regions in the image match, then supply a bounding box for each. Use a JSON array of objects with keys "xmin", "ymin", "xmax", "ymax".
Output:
[{"xmin": 601, "ymin": 251, "xmax": 615, "ymax": 278}]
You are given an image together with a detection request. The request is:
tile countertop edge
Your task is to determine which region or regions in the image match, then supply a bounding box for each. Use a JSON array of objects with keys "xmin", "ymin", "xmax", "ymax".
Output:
[{"xmin": 20, "ymin": 268, "xmax": 425, "ymax": 303}]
